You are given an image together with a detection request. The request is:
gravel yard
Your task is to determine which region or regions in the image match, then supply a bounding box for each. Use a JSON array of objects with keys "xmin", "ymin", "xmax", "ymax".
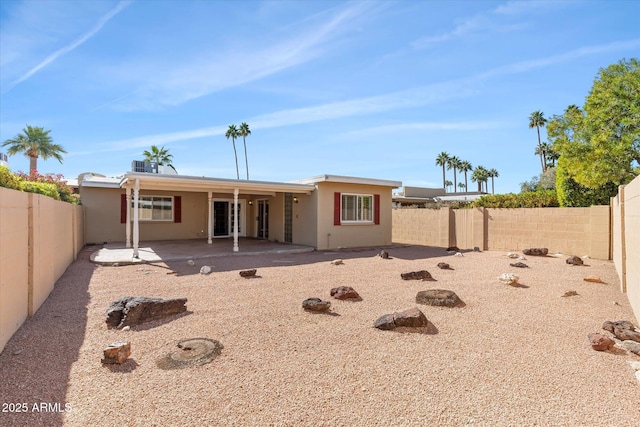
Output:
[{"xmin": 1, "ymin": 245, "xmax": 639, "ymax": 426}]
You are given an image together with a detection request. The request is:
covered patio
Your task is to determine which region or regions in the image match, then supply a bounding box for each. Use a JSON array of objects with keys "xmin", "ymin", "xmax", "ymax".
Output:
[{"xmin": 90, "ymin": 238, "xmax": 315, "ymax": 265}]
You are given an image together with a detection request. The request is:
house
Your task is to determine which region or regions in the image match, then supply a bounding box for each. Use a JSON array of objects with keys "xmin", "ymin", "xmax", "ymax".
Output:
[
  {"xmin": 393, "ymin": 186, "xmax": 486, "ymax": 207},
  {"xmin": 78, "ymin": 166, "xmax": 401, "ymax": 254}
]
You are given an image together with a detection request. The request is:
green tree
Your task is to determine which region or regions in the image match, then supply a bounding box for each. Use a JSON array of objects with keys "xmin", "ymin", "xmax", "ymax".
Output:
[
  {"xmin": 549, "ymin": 58, "xmax": 640, "ymax": 189},
  {"xmin": 239, "ymin": 122, "xmax": 251, "ymax": 180},
  {"xmin": 488, "ymin": 168, "xmax": 499, "ymax": 194},
  {"xmin": 459, "ymin": 160, "xmax": 473, "ymax": 192},
  {"xmin": 225, "ymin": 124, "xmax": 240, "ymax": 180},
  {"xmin": 2, "ymin": 125, "xmax": 66, "ymax": 172},
  {"xmin": 529, "ymin": 111, "xmax": 547, "ymax": 173},
  {"xmin": 435, "ymin": 152, "xmax": 450, "ymax": 190},
  {"xmin": 142, "ymin": 145, "xmax": 175, "ymax": 170},
  {"xmin": 447, "ymin": 155, "xmax": 461, "ymax": 192}
]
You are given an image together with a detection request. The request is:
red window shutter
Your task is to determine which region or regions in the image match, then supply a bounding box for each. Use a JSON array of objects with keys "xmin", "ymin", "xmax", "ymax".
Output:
[
  {"xmin": 174, "ymin": 196, "xmax": 182, "ymax": 223},
  {"xmin": 334, "ymin": 192, "xmax": 341, "ymax": 225},
  {"xmin": 374, "ymin": 194, "xmax": 380, "ymax": 225},
  {"xmin": 120, "ymin": 194, "xmax": 127, "ymax": 223}
]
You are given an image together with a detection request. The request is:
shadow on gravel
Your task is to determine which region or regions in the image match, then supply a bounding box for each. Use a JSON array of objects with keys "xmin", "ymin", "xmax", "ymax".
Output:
[{"xmin": 0, "ymin": 247, "xmax": 97, "ymax": 427}]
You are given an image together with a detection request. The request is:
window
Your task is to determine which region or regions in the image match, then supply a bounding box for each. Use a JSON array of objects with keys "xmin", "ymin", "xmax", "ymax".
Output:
[
  {"xmin": 341, "ymin": 194, "xmax": 373, "ymax": 223},
  {"xmin": 132, "ymin": 196, "xmax": 173, "ymax": 221}
]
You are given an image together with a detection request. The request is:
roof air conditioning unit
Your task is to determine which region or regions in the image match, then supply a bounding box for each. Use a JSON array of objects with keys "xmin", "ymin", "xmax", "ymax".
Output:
[
  {"xmin": 0, "ymin": 153, "xmax": 8, "ymax": 167},
  {"xmin": 131, "ymin": 160, "xmax": 158, "ymax": 173}
]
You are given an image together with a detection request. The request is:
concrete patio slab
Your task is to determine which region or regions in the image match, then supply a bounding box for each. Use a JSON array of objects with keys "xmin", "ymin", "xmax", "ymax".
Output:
[{"xmin": 90, "ymin": 238, "xmax": 314, "ymax": 265}]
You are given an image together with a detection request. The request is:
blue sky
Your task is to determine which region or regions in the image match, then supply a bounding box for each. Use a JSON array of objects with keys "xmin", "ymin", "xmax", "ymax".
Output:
[{"xmin": 1, "ymin": 0, "xmax": 639, "ymax": 193}]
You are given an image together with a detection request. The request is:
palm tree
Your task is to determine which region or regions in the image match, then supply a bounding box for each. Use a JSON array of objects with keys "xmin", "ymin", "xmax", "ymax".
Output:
[
  {"xmin": 459, "ymin": 160, "xmax": 473, "ymax": 192},
  {"xmin": 471, "ymin": 166, "xmax": 489, "ymax": 193},
  {"xmin": 458, "ymin": 182, "xmax": 466, "ymax": 192},
  {"xmin": 444, "ymin": 180, "xmax": 453, "ymax": 192},
  {"xmin": 2, "ymin": 125, "xmax": 66, "ymax": 172},
  {"xmin": 488, "ymin": 168, "xmax": 499, "ymax": 194},
  {"xmin": 447, "ymin": 155, "xmax": 461, "ymax": 193},
  {"xmin": 238, "ymin": 122, "xmax": 251, "ymax": 180},
  {"xmin": 225, "ymin": 124, "xmax": 240, "ymax": 179},
  {"xmin": 529, "ymin": 110, "xmax": 547, "ymax": 173},
  {"xmin": 435, "ymin": 152, "xmax": 450, "ymax": 190},
  {"xmin": 142, "ymin": 145, "xmax": 174, "ymax": 168}
]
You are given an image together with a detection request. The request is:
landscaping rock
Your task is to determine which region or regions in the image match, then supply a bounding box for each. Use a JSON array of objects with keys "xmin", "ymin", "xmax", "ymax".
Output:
[
  {"xmin": 106, "ymin": 296, "xmax": 188, "ymax": 329},
  {"xmin": 618, "ymin": 340, "xmax": 640, "ymax": 356},
  {"xmin": 302, "ymin": 298, "xmax": 331, "ymax": 312},
  {"xmin": 454, "ymin": 252, "xmax": 464, "ymax": 257},
  {"xmin": 498, "ymin": 273, "xmax": 519, "ymax": 286},
  {"xmin": 239, "ymin": 269, "xmax": 257, "ymax": 278},
  {"xmin": 401, "ymin": 270, "xmax": 435, "ymax": 281},
  {"xmin": 379, "ymin": 250, "xmax": 389, "ymax": 259},
  {"xmin": 415, "ymin": 289, "xmax": 462, "ymax": 308},
  {"xmin": 187, "ymin": 260, "xmax": 195, "ymax": 266},
  {"xmin": 509, "ymin": 262, "xmax": 529, "ymax": 268},
  {"xmin": 562, "ymin": 290, "xmax": 579, "ymax": 297},
  {"xmin": 584, "ymin": 276, "xmax": 605, "ymax": 283},
  {"xmin": 473, "ymin": 247, "xmax": 480, "ymax": 252},
  {"xmin": 507, "ymin": 252, "xmax": 519, "ymax": 259},
  {"xmin": 566, "ymin": 256, "xmax": 584, "ymax": 266},
  {"xmin": 437, "ymin": 262, "xmax": 451, "ymax": 270},
  {"xmin": 102, "ymin": 341, "xmax": 131, "ymax": 364},
  {"xmin": 603, "ymin": 320, "xmax": 640, "ymax": 342},
  {"xmin": 330, "ymin": 286, "xmax": 360, "ymax": 300},
  {"xmin": 330, "ymin": 259, "xmax": 344, "ymax": 265},
  {"xmin": 200, "ymin": 265, "xmax": 212, "ymax": 275},
  {"xmin": 588, "ymin": 333, "xmax": 614, "ymax": 351},
  {"xmin": 374, "ymin": 308, "xmax": 428, "ymax": 330},
  {"xmin": 522, "ymin": 248, "xmax": 548, "ymax": 256},
  {"xmin": 446, "ymin": 246, "xmax": 459, "ymax": 252}
]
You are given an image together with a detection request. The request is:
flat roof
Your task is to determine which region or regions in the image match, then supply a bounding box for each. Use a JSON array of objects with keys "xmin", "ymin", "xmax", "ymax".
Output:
[{"xmin": 293, "ymin": 174, "xmax": 402, "ymax": 188}]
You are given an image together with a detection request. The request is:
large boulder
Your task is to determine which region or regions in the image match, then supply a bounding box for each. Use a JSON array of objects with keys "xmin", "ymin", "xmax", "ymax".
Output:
[
  {"xmin": 374, "ymin": 307, "xmax": 428, "ymax": 330},
  {"xmin": 415, "ymin": 289, "xmax": 462, "ymax": 308},
  {"xmin": 401, "ymin": 270, "xmax": 435, "ymax": 281},
  {"xmin": 106, "ymin": 296, "xmax": 187, "ymax": 329},
  {"xmin": 522, "ymin": 248, "xmax": 548, "ymax": 256},
  {"xmin": 330, "ymin": 286, "xmax": 360, "ymax": 300}
]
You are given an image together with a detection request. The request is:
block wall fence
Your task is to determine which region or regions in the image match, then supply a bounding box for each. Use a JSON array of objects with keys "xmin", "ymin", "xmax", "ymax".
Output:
[{"xmin": 0, "ymin": 187, "xmax": 84, "ymax": 352}]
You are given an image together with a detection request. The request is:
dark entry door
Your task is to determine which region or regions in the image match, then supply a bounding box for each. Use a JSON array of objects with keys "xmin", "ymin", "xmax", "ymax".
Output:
[
  {"xmin": 257, "ymin": 200, "xmax": 269, "ymax": 239},
  {"xmin": 213, "ymin": 201, "xmax": 229, "ymax": 236}
]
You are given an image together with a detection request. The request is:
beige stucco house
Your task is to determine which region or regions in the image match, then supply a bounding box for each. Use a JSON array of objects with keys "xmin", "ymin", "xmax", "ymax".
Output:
[{"xmin": 78, "ymin": 170, "xmax": 401, "ymax": 255}]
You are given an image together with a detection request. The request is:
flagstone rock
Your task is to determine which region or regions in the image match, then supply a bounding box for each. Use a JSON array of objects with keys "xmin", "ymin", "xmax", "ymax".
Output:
[
  {"xmin": 415, "ymin": 289, "xmax": 462, "ymax": 308},
  {"xmin": 106, "ymin": 296, "xmax": 188, "ymax": 329},
  {"xmin": 603, "ymin": 320, "xmax": 640, "ymax": 342},
  {"xmin": 330, "ymin": 286, "xmax": 360, "ymax": 300},
  {"xmin": 566, "ymin": 256, "xmax": 584, "ymax": 266},
  {"xmin": 522, "ymin": 248, "xmax": 548, "ymax": 256},
  {"xmin": 588, "ymin": 333, "xmax": 614, "ymax": 351},
  {"xmin": 239, "ymin": 269, "xmax": 257, "ymax": 278},
  {"xmin": 302, "ymin": 298, "xmax": 331, "ymax": 312},
  {"xmin": 102, "ymin": 341, "xmax": 131, "ymax": 364},
  {"xmin": 401, "ymin": 270, "xmax": 435, "ymax": 281},
  {"xmin": 509, "ymin": 262, "xmax": 529, "ymax": 268}
]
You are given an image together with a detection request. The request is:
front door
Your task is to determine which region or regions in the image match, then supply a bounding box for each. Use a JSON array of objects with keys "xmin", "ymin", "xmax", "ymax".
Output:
[{"xmin": 257, "ymin": 200, "xmax": 269, "ymax": 239}]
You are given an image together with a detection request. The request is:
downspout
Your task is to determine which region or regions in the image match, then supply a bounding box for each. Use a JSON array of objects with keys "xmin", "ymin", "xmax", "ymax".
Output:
[{"xmin": 133, "ymin": 178, "xmax": 140, "ymax": 259}]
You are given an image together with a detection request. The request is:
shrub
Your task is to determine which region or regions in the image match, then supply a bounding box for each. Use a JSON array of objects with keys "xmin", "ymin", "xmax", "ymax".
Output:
[
  {"xmin": 15, "ymin": 170, "xmax": 78, "ymax": 204},
  {"xmin": 472, "ymin": 191, "xmax": 559, "ymax": 208},
  {"xmin": 0, "ymin": 165, "xmax": 22, "ymax": 190},
  {"xmin": 20, "ymin": 181, "xmax": 60, "ymax": 200},
  {"xmin": 556, "ymin": 158, "xmax": 618, "ymax": 207}
]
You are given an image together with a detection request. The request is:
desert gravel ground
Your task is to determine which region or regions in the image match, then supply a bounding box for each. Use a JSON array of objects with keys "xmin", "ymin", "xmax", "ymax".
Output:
[{"xmin": 1, "ymin": 245, "xmax": 639, "ymax": 427}]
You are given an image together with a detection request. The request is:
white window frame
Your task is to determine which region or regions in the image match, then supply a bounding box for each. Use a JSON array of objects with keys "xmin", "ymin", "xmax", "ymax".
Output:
[
  {"xmin": 132, "ymin": 195, "xmax": 174, "ymax": 222},
  {"xmin": 341, "ymin": 193, "xmax": 374, "ymax": 224}
]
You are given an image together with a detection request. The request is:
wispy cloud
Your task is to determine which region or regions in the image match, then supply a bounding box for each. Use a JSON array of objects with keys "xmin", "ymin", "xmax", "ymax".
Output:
[
  {"xmin": 9, "ymin": 1, "xmax": 131, "ymax": 89},
  {"xmin": 411, "ymin": 0, "xmax": 568, "ymax": 50},
  {"xmin": 344, "ymin": 121, "xmax": 502, "ymax": 137},
  {"xmin": 107, "ymin": 2, "xmax": 380, "ymax": 111}
]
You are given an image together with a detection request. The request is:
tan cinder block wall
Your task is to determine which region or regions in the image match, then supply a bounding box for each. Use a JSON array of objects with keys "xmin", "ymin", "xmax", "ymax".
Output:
[
  {"xmin": 0, "ymin": 188, "xmax": 84, "ymax": 353},
  {"xmin": 612, "ymin": 177, "xmax": 640, "ymax": 323},
  {"xmin": 392, "ymin": 208, "xmax": 451, "ymax": 247},
  {"xmin": 393, "ymin": 206, "xmax": 610, "ymax": 259},
  {"xmin": 0, "ymin": 188, "xmax": 30, "ymax": 353}
]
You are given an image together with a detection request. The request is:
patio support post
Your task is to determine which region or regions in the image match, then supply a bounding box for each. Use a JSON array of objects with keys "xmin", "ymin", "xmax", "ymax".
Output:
[
  {"xmin": 207, "ymin": 191, "xmax": 213, "ymax": 244},
  {"xmin": 233, "ymin": 188, "xmax": 239, "ymax": 252},
  {"xmin": 125, "ymin": 187, "xmax": 131, "ymax": 248},
  {"xmin": 133, "ymin": 178, "xmax": 140, "ymax": 259}
]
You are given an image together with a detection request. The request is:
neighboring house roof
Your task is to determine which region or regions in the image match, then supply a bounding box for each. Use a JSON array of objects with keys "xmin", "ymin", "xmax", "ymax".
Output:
[
  {"xmin": 78, "ymin": 174, "xmax": 121, "ymax": 188},
  {"xmin": 293, "ymin": 174, "xmax": 402, "ymax": 188}
]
